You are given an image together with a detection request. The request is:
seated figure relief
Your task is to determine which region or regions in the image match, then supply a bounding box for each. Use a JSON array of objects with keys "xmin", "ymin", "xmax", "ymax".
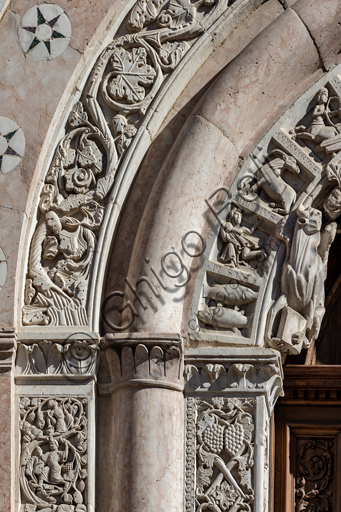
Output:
[{"xmin": 218, "ymin": 206, "xmax": 267, "ymax": 268}]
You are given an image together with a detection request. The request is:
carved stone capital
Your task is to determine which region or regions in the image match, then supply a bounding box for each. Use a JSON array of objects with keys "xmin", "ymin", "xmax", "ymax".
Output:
[
  {"xmin": 98, "ymin": 333, "xmax": 183, "ymax": 395},
  {"xmin": 184, "ymin": 348, "xmax": 283, "ymax": 414},
  {"xmin": 0, "ymin": 328, "xmax": 16, "ymax": 374},
  {"xmin": 15, "ymin": 338, "xmax": 99, "ymax": 378}
]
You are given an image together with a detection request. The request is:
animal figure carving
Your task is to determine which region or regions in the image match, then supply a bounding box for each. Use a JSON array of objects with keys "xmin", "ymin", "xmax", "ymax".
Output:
[
  {"xmin": 238, "ymin": 150, "xmax": 300, "ymax": 215},
  {"xmin": 266, "ymin": 201, "xmax": 336, "ymax": 354}
]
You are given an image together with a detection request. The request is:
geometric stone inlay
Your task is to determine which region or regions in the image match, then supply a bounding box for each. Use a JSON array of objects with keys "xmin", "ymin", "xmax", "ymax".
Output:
[
  {"xmin": 18, "ymin": 4, "xmax": 71, "ymax": 61},
  {"xmin": 0, "ymin": 117, "xmax": 25, "ymax": 173}
]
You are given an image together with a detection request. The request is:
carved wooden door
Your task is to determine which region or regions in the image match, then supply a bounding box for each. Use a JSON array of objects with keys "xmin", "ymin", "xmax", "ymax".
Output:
[{"xmin": 274, "ymin": 366, "xmax": 341, "ymax": 512}]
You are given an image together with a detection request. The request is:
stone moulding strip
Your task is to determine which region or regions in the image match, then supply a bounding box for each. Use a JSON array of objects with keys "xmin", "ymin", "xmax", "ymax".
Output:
[{"xmin": 98, "ymin": 378, "xmax": 184, "ymax": 395}]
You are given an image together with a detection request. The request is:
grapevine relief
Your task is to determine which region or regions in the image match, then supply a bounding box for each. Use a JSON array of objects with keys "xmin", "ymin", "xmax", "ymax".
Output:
[
  {"xmin": 19, "ymin": 397, "xmax": 88, "ymax": 512},
  {"xmin": 23, "ymin": 0, "xmax": 232, "ymax": 327},
  {"xmin": 194, "ymin": 397, "xmax": 255, "ymax": 512}
]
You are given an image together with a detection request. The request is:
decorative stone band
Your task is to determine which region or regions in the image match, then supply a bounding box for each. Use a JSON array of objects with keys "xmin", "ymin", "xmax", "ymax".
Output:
[
  {"xmin": 15, "ymin": 339, "xmax": 99, "ymax": 378},
  {"xmin": 0, "ymin": 328, "xmax": 16, "ymax": 373},
  {"xmin": 98, "ymin": 333, "xmax": 183, "ymax": 395},
  {"xmin": 184, "ymin": 348, "xmax": 283, "ymax": 414}
]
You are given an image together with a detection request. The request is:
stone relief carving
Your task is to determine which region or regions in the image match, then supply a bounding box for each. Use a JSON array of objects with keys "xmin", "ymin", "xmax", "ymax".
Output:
[
  {"xmin": 191, "ymin": 75, "xmax": 341, "ymax": 355},
  {"xmin": 16, "ymin": 340, "xmax": 99, "ymax": 376},
  {"xmin": 185, "ymin": 360, "xmax": 283, "ymax": 410},
  {"xmin": 295, "ymin": 440, "xmax": 333, "ymax": 512},
  {"xmin": 23, "ymin": 0, "xmax": 235, "ymax": 327},
  {"xmin": 186, "ymin": 397, "xmax": 255, "ymax": 512},
  {"xmin": 238, "ymin": 150, "xmax": 300, "ymax": 215},
  {"xmin": 98, "ymin": 335, "xmax": 183, "ymax": 395},
  {"xmin": 218, "ymin": 205, "xmax": 267, "ymax": 268},
  {"xmin": 266, "ymin": 202, "xmax": 337, "ymax": 355},
  {"xmin": 19, "ymin": 396, "xmax": 88, "ymax": 512}
]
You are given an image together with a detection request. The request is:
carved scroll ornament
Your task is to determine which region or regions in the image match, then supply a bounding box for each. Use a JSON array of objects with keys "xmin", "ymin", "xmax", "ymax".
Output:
[
  {"xmin": 295, "ymin": 440, "xmax": 333, "ymax": 512},
  {"xmin": 23, "ymin": 0, "xmax": 236, "ymax": 327},
  {"xmin": 19, "ymin": 397, "xmax": 88, "ymax": 512}
]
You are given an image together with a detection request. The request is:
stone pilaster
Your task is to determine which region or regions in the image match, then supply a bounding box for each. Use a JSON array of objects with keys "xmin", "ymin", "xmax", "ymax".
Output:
[
  {"xmin": 184, "ymin": 348, "xmax": 283, "ymax": 512},
  {"xmin": 97, "ymin": 333, "xmax": 184, "ymax": 512},
  {"xmin": 0, "ymin": 329, "xmax": 16, "ymax": 512},
  {"xmin": 14, "ymin": 334, "xmax": 99, "ymax": 512}
]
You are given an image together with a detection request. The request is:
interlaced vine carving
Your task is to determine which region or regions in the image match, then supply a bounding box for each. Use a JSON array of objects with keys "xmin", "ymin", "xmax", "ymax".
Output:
[
  {"xmin": 23, "ymin": 0, "xmax": 233, "ymax": 327},
  {"xmin": 19, "ymin": 397, "xmax": 88, "ymax": 512}
]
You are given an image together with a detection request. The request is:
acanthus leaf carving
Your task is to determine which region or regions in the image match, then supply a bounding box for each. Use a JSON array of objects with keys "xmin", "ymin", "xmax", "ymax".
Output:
[{"xmin": 16, "ymin": 340, "xmax": 99, "ymax": 376}]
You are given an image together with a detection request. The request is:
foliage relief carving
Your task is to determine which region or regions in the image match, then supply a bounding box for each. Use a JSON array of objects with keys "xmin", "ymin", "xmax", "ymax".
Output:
[
  {"xmin": 186, "ymin": 397, "xmax": 255, "ymax": 512},
  {"xmin": 19, "ymin": 397, "xmax": 88, "ymax": 512},
  {"xmin": 23, "ymin": 0, "xmax": 229, "ymax": 327}
]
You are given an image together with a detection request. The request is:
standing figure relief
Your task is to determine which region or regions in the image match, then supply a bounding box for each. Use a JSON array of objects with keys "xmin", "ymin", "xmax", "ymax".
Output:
[{"xmin": 266, "ymin": 201, "xmax": 337, "ymax": 355}]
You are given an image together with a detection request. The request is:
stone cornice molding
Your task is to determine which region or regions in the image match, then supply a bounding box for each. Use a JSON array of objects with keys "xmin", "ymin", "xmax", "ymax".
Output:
[
  {"xmin": 98, "ymin": 333, "xmax": 184, "ymax": 395},
  {"xmin": 0, "ymin": 328, "xmax": 16, "ymax": 374},
  {"xmin": 184, "ymin": 348, "xmax": 283, "ymax": 414}
]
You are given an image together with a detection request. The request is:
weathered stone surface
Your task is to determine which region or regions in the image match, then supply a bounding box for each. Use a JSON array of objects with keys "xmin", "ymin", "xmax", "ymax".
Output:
[
  {"xmin": 293, "ymin": 0, "xmax": 341, "ymax": 70},
  {"xmin": 195, "ymin": 8, "xmax": 320, "ymax": 154}
]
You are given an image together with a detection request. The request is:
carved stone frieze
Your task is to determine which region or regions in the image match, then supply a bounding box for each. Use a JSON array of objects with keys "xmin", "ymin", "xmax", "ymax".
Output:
[
  {"xmin": 184, "ymin": 349, "xmax": 283, "ymax": 512},
  {"xmin": 15, "ymin": 339, "xmax": 99, "ymax": 377},
  {"xmin": 23, "ymin": 0, "xmax": 240, "ymax": 328},
  {"xmin": 98, "ymin": 333, "xmax": 183, "ymax": 395},
  {"xmin": 189, "ymin": 72, "xmax": 341, "ymax": 355},
  {"xmin": 186, "ymin": 396, "xmax": 255, "ymax": 512},
  {"xmin": 184, "ymin": 349, "xmax": 283, "ymax": 414},
  {"xmin": 19, "ymin": 396, "xmax": 88, "ymax": 512}
]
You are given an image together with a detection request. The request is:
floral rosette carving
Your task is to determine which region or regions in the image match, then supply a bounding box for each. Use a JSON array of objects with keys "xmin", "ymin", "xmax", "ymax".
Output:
[
  {"xmin": 195, "ymin": 397, "xmax": 255, "ymax": 512},
  {"xmin": 19, "ymin": 397, "xmax": 88, "ymax": 512}
]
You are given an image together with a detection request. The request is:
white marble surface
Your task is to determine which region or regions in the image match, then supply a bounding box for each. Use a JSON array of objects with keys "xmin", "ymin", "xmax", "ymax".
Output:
[
  {"xmin": 18, "ymin": 4, "xmax": 71, "ymax": 61},
  {"xmin": 0, "ymin": 117, "xmax": 25, "ymax": 174}
]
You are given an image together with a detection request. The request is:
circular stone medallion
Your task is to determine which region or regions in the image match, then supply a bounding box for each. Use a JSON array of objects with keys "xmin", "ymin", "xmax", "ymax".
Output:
[
  {"xmin": 18, "ymin": 4, "xmax": 71, "ymax": 61},
  {"xmin": 0, "ymin": 117, "xmax": 25, "ymax": 174}
]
